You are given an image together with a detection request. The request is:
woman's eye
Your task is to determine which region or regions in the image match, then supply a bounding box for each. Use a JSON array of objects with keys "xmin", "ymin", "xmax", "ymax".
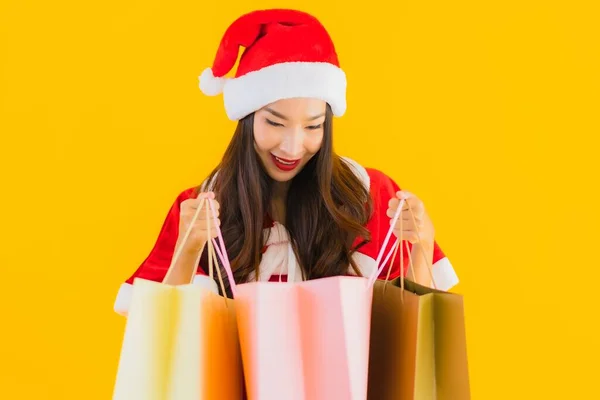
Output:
[
  {"xmin": 266, "ymin": 119, "xmax": 283, "ymax": 127},
  {"xmin": 306, "ymin": 124, "xmax": 323, "ymax": 130}
]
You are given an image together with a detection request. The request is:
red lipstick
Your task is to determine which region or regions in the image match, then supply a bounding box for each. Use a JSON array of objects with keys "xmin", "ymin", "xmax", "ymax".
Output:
[{"xmin": 270, "ymin": 154, "xmax": 301, "ymax": 172}]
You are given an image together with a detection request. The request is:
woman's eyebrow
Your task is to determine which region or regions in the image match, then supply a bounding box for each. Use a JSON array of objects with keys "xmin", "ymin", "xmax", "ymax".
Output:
[
  {"xmin": 306, "ymin": 112, "xmax": 326, "ymax": 121},
  {"xmin": 265, "ymin": 107, "xmax": 288, "ymax": 120}
]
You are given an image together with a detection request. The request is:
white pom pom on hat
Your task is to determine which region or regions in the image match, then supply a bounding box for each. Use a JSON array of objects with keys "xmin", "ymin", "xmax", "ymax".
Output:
[
  {"xmin": 197, "ymin": 9, "xmax": 347, "ymax": 121},
  {"xmin": 198, "ymin": 67, "xmax": 228, "ymax": 96}
]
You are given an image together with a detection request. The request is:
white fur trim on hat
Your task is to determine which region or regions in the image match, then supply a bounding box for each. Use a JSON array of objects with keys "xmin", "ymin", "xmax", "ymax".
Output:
[{"xmin": 218, "ymin": 61, "xmax": 347, "ymax": 121}]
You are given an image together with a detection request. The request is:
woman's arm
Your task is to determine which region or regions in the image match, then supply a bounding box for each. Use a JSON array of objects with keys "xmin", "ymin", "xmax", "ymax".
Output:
[{"xmin": 162, "ymin": 238, "xmax": 206, "ymax": 285}]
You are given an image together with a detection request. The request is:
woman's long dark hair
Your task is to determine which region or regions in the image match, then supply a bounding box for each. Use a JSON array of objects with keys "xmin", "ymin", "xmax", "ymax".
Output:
[{"xmin": 196, "ymin": 104, "xmax": 373, "ymax": 297}]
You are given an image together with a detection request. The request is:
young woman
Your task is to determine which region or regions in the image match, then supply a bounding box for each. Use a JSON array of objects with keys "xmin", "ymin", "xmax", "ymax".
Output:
[{"xmin": 114, "ymin": 8, "xmax": 459, "ymax": 315}]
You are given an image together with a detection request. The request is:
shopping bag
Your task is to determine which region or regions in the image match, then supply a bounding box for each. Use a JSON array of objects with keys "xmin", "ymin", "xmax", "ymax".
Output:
[
  {"xmin": 366, "ymin": 198, "xmax": 470, "ymax": 400},
  {"xmin": 112, "ymin": 197, "xmax": 244, "ymax": 400},
  {"xmin": 368, "ymin": 278, "xmax": 470, "ymax": 399},
  {"xmin": 233, "ymin": 271, "xmax": 374, "ymax": 400}
]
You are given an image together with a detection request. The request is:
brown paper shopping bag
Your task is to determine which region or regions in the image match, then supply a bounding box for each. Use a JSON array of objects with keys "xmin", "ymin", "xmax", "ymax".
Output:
[
  {"xmin": 112, "ymin": 197, "xmax": 244, "ymax": 400},
  {"xmin": 366, "ymin": 198, "xmax": 470, "ymax": 400},
  {"xmin": 369, "ymin": 278, "xmax": 470, "ymax": 400}
]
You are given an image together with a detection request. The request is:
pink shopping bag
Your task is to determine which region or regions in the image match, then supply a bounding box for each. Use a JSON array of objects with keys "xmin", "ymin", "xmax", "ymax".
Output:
[{"xmin": 234, "ymin": 275, "xmax": 373, "ymax": 400}]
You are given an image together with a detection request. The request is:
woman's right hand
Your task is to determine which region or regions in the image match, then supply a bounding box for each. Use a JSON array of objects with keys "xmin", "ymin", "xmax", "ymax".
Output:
[{"xmin": 176, "ymin": 191, "xmax": 221, "ymax": 254}]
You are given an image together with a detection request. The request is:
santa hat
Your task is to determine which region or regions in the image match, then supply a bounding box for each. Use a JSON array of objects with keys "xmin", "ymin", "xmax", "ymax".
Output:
[{"xmin": 198, "ymin": 9, "xmax": 347, "ymax": 121}]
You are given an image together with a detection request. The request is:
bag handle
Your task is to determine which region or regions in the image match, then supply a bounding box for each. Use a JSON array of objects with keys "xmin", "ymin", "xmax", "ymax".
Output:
[
  {"xmin": 207, "ymin": 199, "xmax": 237, "ymax": 296},
  {"xmin": 205, "ymin": 203, "xmax": 229, "ymax": 300},
  {"xmin": 367, "ymin": 197, "xmax": 437, "ymax": 291},
  {"xmin": 162, "ymin": 193, "xmax": 237, "ymax": 297},
  {"xmin": 162, "ymin": 196, "xmax": 207, "ymax": 285},
  {"xmin": 380, "ymin": 213, "xmax": 417, "ymax": 300}
]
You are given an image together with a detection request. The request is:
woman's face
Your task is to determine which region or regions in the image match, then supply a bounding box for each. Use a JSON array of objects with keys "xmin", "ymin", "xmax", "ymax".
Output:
[{"xmin": 253, "ymin": 98, "xmax": 326, "ymax": 182}]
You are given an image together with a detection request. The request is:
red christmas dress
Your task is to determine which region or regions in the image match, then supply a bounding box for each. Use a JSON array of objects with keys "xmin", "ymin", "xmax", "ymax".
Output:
[{"xmin": 114, "ymin": 158, "xmax": 458, "ymax": 315}]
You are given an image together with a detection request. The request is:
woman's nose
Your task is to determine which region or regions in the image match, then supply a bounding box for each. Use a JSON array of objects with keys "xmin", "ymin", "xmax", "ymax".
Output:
[{"xmin": 280, "ymin": 127, "xmax": 304, "ymax": 157}]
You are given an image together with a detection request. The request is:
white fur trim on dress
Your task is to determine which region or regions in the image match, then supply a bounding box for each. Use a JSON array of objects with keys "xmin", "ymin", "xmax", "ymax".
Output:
[
  {"xmin": 349, "ymin": 252, "xmax": 378, "ymax": 277},
  {"xmin": 114, "ymin": 282, "xmax": 134, "ymax": 316},
  {"xmin": 341, "ymin": 157, "xmax": 370, "ymax": 192},
  {"xmin": 431, "ymin": 257, "xmax": 459, "ymax": 291},
  {"xmin": 191, "ymin": 274, "xmax": 220, "ymax": 293},
  {"xmin": 201, "ymin": 61, "xmax": 347, "ymax": 121},
  {"xmin": 350, "ymin": 253, "xmax": 459, "ymax": 291},
  {"xmin": 113, "ymin": 275, "xmax": 219, "ymax": 316},
  {"xmin": 248, "ymin": 222, "xmax": 304, "ymax": 283}
]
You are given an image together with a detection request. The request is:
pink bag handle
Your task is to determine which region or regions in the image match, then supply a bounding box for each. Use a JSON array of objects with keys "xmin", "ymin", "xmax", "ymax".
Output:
[
  {"xmin": 366, "ymin": 198, "xmax": 405, "ymax": 286},
  {"xmin": 366, "ymin": 197, "xmax": 437, "ymax": 290},
  {"xmin": 208, "ymin": 198, "xmax": 237, "ymax": 296}
]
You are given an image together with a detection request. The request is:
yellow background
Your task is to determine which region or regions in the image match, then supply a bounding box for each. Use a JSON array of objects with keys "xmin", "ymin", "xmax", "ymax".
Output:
[{"xmin": 1, "ymin": 0, "xmax": 598, "ymax": 398}]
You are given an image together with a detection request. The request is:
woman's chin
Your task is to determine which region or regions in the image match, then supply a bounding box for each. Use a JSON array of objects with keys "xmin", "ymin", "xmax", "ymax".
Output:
[{"xmin": 265, "ymin": 168, "xmax": 300, "ymax": 182}]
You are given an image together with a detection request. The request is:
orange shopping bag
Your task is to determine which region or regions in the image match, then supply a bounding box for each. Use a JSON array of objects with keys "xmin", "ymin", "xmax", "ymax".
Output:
[{"xmin": 112, "ymin": 197, "xmax": 244, "ymax": 400}]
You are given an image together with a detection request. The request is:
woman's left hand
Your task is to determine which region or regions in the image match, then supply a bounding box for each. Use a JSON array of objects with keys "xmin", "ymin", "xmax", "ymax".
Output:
[{"xmin": 387, "ymin": 191, "xmax": 435, "ymax": 247}]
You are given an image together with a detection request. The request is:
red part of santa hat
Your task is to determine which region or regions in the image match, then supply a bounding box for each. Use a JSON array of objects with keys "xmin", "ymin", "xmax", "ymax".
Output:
[{"xmin": 199, "ymin": 9, "xmax": 347, "ymax": 121}]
